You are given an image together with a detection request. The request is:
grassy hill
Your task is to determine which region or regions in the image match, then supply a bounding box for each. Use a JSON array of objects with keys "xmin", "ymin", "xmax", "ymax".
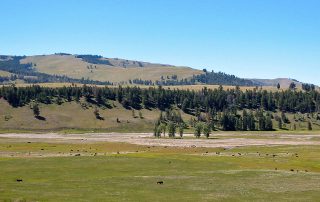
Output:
[
  {"xmin": 0, "ymin": 97, "xmax": 319, "ymax": 133},
  {"xmin": 0, "ymin": 98, "xmax": 193, "ymax": 133},
  {"xmin": 0, "ymin": 70, "xmax": 11, "ymax": 77},
  {"xmin": 20, "ymin": 54, "xmax": 202, "ymax": 83}
]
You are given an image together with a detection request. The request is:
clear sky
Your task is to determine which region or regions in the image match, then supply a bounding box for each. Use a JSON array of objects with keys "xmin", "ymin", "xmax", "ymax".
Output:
[{"xmin": 1, "ymin": 0, "xmax": 319, "ymax": 84}]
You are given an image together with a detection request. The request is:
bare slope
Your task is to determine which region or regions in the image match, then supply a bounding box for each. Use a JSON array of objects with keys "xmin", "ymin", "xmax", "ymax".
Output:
[
  {"xmin": 252, "ymin": 78, "xmax": 302, "ymax": 88},
  {"xmin": 21, "ymin": 55, "xmax": 202, "ymax": 83}
]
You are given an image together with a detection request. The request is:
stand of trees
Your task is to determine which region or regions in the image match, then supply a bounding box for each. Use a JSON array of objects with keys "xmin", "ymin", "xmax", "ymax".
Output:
[
  {"xmin": 1, "ymin": 85, "xmax": 319, "ymax": 113},
  {"xmin": 129, "ymin": 70, "xmax": 263, "ymax": 86},
  {"xmin": 0, "ymin": 85, "xmax": 319, "ymax": 131},
  {"xmin": 76, "ymin": 55, "xmax": 114, "ymax": 66}
]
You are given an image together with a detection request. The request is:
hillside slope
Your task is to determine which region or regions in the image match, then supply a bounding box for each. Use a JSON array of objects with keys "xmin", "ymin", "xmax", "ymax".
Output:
[{"xmin": 21, "ymin": 54, "xmax": 202, "ymax": 83}]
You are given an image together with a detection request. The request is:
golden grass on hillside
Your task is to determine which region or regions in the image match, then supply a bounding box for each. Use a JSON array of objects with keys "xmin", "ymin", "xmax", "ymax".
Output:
[
  {"xmin": 0, "ymin": 70, "xmax": 11, "ymax": 77},
  {"xmin": 0, "ymin": 99, "xmax": 194, "ymax": 132},
  {"xmin": 21, "ymin": 55, "xmax": 202, "ymax": 83}
]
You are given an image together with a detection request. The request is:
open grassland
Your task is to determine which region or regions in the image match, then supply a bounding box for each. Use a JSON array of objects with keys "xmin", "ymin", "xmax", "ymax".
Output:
[
  {"xmin": 21, "ymin": 55, "xmax": 202, "ymax": 83},
  {"xmin": 0, "ymin": 135, "xmax": 320, "ymax": 201}
]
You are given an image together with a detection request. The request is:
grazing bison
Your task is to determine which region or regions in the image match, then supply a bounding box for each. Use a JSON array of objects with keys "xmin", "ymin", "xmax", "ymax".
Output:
[
  {"xmin": 16, "ymin": 179, "xmax": 23, "ymax": 182},
  {"xmin": 157, "ymin": 181, "xmax": 164, "ymax": 185}
]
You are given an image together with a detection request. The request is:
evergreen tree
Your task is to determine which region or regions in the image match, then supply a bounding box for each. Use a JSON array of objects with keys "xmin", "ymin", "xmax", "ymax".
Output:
[
  {"xmin": 160, "ymin": 123, "xmax": 166, "ymax": 137},
  {"xmin": 248, "ymin": 111, "xmax": 256, "ymax": 131},
  {"xmin": 242, "ymin": 110, "xmax": 248, "ymax": 131},
  {"xmin": 289, "ymin": 82, "xmax": 296, "ymax": 90},
  {"xmin": 167, "ymin": 121, "xmax": 176, "ymax": 138},
  {"xmin": 33, "ymin": 103, "xmax": 40, "ymax": 117},
  {"xmin": 179, "ymin": 125, "xmax": 184, "ymax": 138},
  {"xmin": 203, "ymin": 123, "xmax": 211, "ymax": 138},
  {"xmin": 308, "ymin": 121, "xmax": 312, "ymax": 130},
  {"xmin": 194, "ymin": 123, "xmax": 202, "ymax": 138},
  {"xmin": 278, "ymin": 118, "xmax": 283, "ymax": 129},
  {"xmin": 265, "ymin": 115, "xmax": 273, "ymax": 131}
]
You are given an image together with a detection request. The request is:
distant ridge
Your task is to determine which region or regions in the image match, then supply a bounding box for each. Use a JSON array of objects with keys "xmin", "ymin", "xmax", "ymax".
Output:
[{"xmin": 0, "ymin": 53, "xmax": 316, "ymax": 88}]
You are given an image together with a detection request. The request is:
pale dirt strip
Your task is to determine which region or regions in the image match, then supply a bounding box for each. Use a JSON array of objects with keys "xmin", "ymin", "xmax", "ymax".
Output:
[{"xmin": 0, "ymin": 133, "xmax": 319, "ymax": 148}]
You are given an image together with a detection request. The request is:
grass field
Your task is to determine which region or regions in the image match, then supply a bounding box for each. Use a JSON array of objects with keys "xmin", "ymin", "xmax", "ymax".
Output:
[{"xmin": 0, "ymin": 138, "xmax": 319, "ymax": 201}]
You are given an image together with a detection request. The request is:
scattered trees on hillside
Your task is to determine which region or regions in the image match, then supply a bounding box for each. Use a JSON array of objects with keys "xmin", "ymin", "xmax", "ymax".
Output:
[
  {"xmin": 1, "ymin": 84, "xmax": 319, "ymax": 131},
  {"xmin": 289, "ymin": 82, "xmax": 296, "ymax": 90},
  {"xmin": 302, "ymin": 83, "xmax": 316, "ymax": 92},
  {"xmin": 0, "ymin": 56, "xmax": 113, "ymax": 85}
]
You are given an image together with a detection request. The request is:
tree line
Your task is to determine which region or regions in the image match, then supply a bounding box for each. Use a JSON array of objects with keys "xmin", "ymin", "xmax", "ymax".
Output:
[
  {"xmin": 1, "ymin": 85, "xmax": 319, "ymax": 112},
  {"xmin": 129, "ymin": 70, "xmax": 262, "ymax": 86},
  {"xmin": 0, "ymin": 85, "xmax": 319, "ymax": 131}
]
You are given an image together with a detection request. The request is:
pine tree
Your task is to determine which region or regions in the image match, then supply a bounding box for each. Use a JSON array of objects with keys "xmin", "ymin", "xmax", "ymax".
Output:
[
  {"xmin": 308, "ymin": 121, "xmax": 312, "ymax": 130},
  {"xmin": 265, "ymin": 115, "xmax": 273, "ymax": 131},
  {"xmin": 236, "ymin": 117, "xmax": 243, "ymax": 131},
  {"xmin": 160, "ymin": 123, "xmax": 166, "ymax": 137},
  {"xmin": 194, "ymin": 123, "xmax": 202, "ymax": 138},
  {"xmin": 33, "ymin": 103, "xmax": 40, "ymax": 117},
  {"xmin": 167, "ymin": 122, "xmax": 176, "ymax": 138},
  {"xmin": 278, "ymin": 118, "xmax": 282, "ymax": 129},
  {"xmin": 248, "ymin": 111, "xmax": 256, "ymax": 131},
  {"xmin": 179, "ymin": 125, "xmax": 184, "ymax": 138},
  {"xmin": 242, "ymin": 110, "xmax": 248, "ymax": 131},
  {"xmin": 203, "ymin": 123, "xmax": 211, "ymax": 138}
]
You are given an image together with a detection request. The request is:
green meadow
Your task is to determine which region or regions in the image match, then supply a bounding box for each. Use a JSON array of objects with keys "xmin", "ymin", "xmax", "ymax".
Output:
[{"xmin": 0, "ymin": 140, "xmax": 320, "ymax": 201}]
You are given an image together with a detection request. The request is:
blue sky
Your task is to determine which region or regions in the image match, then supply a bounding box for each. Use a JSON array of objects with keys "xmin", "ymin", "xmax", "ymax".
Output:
[{"xmin": 1, "ymin": 0, "xmax": 319, "ymax": 84}]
